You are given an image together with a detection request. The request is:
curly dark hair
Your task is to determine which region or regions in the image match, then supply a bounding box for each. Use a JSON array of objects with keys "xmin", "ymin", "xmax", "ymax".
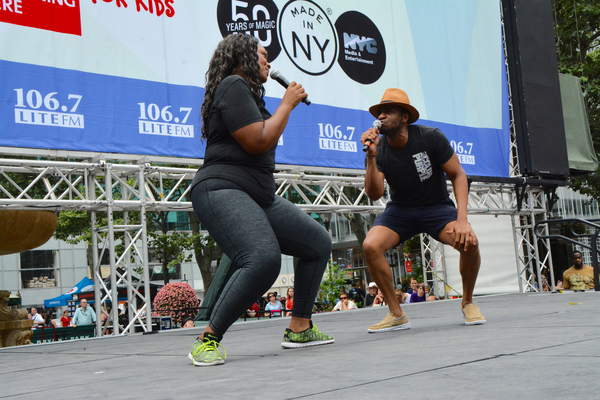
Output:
[{"xmin": 201, "ymin": 34, "xmax": 265, "ymax": 140}]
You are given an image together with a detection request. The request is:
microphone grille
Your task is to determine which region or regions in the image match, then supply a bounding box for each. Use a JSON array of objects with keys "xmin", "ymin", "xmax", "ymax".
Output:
[
  {"xmin": 373, "ymin": 120, "xmax": 382, "ymax": 129},
  {"xmin": 270, "ymin": 69, "xmax": 280, "ymax": 79}
]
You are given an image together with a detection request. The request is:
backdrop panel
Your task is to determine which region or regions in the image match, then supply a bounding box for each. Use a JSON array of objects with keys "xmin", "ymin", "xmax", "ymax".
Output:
[{"xmin": 0, "ymin": 0, "xmax": 509, "ymax": 176}]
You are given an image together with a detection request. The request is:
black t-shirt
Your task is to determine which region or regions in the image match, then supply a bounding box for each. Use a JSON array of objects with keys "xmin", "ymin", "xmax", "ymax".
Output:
[
  {"xmin": 366, "ymin": 125, "xmax": 455, "ymax": 207},
  {"xmin": 365, "ymin": 293, "xmax": 375, "ymax": 307},
  {"xmin": 192, "ymin": 75, "xmax": 276, "ymax": 206}
]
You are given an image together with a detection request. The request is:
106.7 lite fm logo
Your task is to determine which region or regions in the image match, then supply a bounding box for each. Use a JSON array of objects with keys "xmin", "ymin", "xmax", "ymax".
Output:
[{"xmin": 217, "ymin": 0, "xmax": 386, "ymax": 83}]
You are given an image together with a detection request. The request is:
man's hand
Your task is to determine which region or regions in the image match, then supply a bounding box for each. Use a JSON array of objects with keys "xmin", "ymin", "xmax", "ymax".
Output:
[
  {"xmin": 361, "ymin": 126, "xmax": 380, "ymax": 155},
  {"xmin": 446, "ymin": 220, "xmax": 478, "ymax": 251}
]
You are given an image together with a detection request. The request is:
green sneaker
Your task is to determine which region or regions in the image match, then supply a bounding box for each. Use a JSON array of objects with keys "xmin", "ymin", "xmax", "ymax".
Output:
[
  {"xmin": 188, "ymin": 333, "xmax": 226, "ymax": 366},
  {"xmin": 281, "ymin": 321, "xmax": 334, "ymax": 349}
]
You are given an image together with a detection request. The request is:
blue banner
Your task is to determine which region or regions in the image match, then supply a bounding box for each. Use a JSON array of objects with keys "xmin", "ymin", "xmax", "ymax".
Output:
[{"xmin": 0, "ymin": 0, "xmax": 509, "ymax": 177}]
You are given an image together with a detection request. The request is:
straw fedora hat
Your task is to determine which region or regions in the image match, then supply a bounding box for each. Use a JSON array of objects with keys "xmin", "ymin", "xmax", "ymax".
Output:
[{"xmin": 369, "ymin": 88, "xmax": 420, "ymax": 124}]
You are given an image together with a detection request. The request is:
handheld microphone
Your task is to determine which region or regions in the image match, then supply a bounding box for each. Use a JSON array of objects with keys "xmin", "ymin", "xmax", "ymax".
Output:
[
  {"xmin": 270, "ymin": 69, "xmax": 311, "ymax": 105},
  {"xmin": 363, "ymin": 120, "xmax": 382, "ymax": 152}
]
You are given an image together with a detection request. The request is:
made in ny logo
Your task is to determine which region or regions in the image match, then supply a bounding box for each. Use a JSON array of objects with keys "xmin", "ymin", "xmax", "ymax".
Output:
[
  {"xmin": 216, "ymin": 0, "xmax": 385, "ymax": 83},
  {"xmin": 0, "ymin": 0, "xmax": 82, "ymax": 36}
]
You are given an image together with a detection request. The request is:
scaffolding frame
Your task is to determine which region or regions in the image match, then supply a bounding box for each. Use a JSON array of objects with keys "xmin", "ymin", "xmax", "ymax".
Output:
[
  {"xmin": 0, "ymin": 0, "xmax": 564, "ymax": 334},
  {"xmin": 0, "ymin": 151, "xmax": 554, "ymax": 335}
]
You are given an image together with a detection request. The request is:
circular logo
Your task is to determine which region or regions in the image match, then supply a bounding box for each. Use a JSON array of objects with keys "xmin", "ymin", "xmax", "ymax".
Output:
[
  {"xmin": 216, "ymin": 0, "xmax": 281, "ymax": 62},
  {"xmin": 278, "ymin": 0, "xmax": 338, "ymax": 76},
  {"xmin": 335, "ymin": 11, "xmax": 386, "ymax": 84}
]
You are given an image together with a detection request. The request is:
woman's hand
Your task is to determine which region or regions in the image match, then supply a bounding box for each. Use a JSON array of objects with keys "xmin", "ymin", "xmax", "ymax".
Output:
[{"xmin": 280, "ymin": 81, "xmax": 308, "ymax": 110}]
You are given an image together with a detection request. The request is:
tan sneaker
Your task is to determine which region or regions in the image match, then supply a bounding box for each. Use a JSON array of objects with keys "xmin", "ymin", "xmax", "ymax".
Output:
[
  {"xmin": 368, "ymin": 312, "xmax": 411, "ymax": 333},
  {"xmin": 462, "ymin": 303, "xmax": 486, "ymax": 326}
]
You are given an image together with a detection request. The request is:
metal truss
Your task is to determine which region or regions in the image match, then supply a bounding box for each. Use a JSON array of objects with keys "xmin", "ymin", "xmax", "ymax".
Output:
[
  {"xmin": 420, "ymin": 234, "xmax": 450, "ymax": 299},
  {"xmin": 0, "ymin": 149, "xmax": 552, "ymax": 335},
  {"xmin": 510, "ymin": 189, "xmax": 554, "ymax": 293}
]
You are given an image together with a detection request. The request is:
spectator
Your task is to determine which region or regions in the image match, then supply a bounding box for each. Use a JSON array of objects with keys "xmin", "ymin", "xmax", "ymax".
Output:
[
  {"xmin": 60, "ymin": 310, "xmax": 71, "ymax": 327},
  {"xmin": 336, "ymin": 287, "xmax": 349, "ymax": 303},
  {"xmin": 332, "ymin": 293, "xmax": 358, "ymax": 311},
  {"xmin": 285, "ymin": 287, "xmax": 294, "ymax": 317},
  {"xmin": 427, "ymin": 296, "xmax": 439, "ymax": 301},
  {"xmin": 365, "ymin": 282, "xmax": 378, "ymax": 307},
  {"xmin": 43, "ymin": 311, "xmax": 57, "ymax": 328},
  {"xmin": 373, "ymin": 289, "xmax": 386, "ymax": 306},
  {"xmin": 182, "ymin": 317, "xmax": 196, "ymax": 328},
  {"xmin": 137, "ymin": 302, "xmax": 147, "ymax": 318},
  {"xmin": 541, "ymin": 270, "xmax": 550, "ymax": 292},
  {"xmin": 407, "ymin": 277, "xmax": 418, "ymax": 294},
  {"xmin": 410, "ymin": 284, "xmax": 426, "ymax": 303},
  {"xmin": 246, "ymin": 302, "xmax": 260, "ymax": 318},
  {"xmin": 72, "ymin": 299, "xmax": 96, "ymax": 327},
  {"xmin": 264, "ymin": 292, "xmax": 283, "ymax": 317},
  {"xmin": 562, "ymin": 251, "xmax": 595, "ymax": 290},
  {"xmin": 100, "ymin": 306, "xmax": 109, "ymax": 325},
  {"xmin": 349, "ymin": 282, "xmax": 366, "ymax": 304},
  {"xmin": 400, "ymin": 277, "xmax": 410, "ymax": 293},
  {"xmin": 395, "ymin": 289, "xmax": 410, "ymax": 304},
  {"xmin": 30, "ymin": 307, "xmax": 44, "ymax": 326},
  {"xmin": 257, "ymin": 296, "xmax": 267, "ymax": 311}
]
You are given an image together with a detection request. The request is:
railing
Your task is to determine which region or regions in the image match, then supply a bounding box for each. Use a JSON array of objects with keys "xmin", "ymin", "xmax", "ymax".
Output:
[
  {"xmin": 152, "ymin": 306, "xmax": 291, "ymax": 324},
  {"xmin": 242, "ymin": 309, "xmax": 291, "ymax": 321}
]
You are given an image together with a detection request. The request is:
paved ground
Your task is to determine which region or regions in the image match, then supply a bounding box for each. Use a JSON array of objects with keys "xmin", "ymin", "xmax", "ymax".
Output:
[{"xmin": 1, "ymin": 292, "xmax": 599, "ymax": 400}]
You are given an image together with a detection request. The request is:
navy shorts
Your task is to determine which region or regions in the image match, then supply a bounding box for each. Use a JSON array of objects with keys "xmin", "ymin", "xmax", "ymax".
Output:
[{"xmin": 372, "ymin": 198, "xmax": 458, "ymax": 244}]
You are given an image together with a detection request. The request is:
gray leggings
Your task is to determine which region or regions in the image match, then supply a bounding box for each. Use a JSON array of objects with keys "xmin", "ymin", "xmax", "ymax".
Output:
[{"xmin": 191, "ymin": 179, "xmax": 332, "ymax": 337}]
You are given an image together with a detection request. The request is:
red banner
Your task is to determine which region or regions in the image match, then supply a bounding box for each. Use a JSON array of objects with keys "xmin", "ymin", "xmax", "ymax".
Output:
[
  {"xmin": 405, "ymin": 260, "xmax": 412, "ymax": 274},
  {"xmin": 0, "ymin": 0, "xmax": 81, "ymax": 36}
]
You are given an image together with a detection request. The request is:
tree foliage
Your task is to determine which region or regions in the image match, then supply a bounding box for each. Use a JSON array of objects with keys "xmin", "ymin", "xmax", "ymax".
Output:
[
  {"xmin": 317, "ymin": 261, "xmax": 349, "ymax": 311},
  {"xmin": 554, "ymin": 0, "xmax": 600, "ymax": 197}
]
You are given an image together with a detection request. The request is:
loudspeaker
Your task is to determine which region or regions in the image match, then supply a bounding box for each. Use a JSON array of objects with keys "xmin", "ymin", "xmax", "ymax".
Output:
[{"xmin": 502, "ymin": 0, "xmax": 569, "ymax": 178}]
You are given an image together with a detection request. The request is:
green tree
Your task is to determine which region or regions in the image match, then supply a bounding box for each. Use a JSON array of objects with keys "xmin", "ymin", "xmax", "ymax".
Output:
[
  {"xmin": 188, "ymin": 210, "xmax": 222, "ymax": 293},
  {"xmin": 317, "ymin": 261, "xmax": 349, "ymax": 311},
  {"xmin": 554, "ymin": 0, "xmax": 600, "ymax": 196},
  {"xmin": 147, "ymin": 228, "xmax": 195, "ymax": 286}
]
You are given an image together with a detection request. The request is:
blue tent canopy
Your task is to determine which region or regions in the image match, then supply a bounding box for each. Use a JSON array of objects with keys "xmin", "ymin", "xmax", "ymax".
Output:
[{"xmin": 44, "ymin": 277, "xmax": 94, "ymax": 308}]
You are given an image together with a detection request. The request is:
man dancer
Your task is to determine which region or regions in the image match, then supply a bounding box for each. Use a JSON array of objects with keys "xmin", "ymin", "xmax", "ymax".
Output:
[{"xmin": 360, "ymin": 88, "xmax": 485, "ymax": 333}]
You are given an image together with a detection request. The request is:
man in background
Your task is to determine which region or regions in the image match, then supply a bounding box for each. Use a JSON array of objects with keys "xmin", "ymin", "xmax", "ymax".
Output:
[
  {"xmin": 30, "ymin": 307, "xmax": 44, "ymax": 326},
  {"xmin": 72, "ymin": 299, "xmax": 96, "ymax": 327},
  {"xmin": 562, "ymin": 251, "xmax": 595, "ymax": 290}
]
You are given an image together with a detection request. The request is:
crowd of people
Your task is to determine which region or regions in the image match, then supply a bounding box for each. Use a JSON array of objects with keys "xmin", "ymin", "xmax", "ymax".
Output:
[
  {"xmin": 329, "ymin": 279, "xmax": 441, "ymax": 312},
  {"xmin": 233, "ymin": 278, "xmax": 443, "ymax": 317}
]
